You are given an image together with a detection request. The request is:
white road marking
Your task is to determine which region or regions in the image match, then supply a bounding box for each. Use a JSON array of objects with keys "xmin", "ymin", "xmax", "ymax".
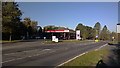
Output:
[
  {"xmin": 44, "ymin": 49, "xmax": 51, "ymax": 51},
  {"xmin": 2, "ymin": 49, "xmax": 54, "ymax": 63},
  {"xmin": 94, "ymin": 44, "xmax": 108, "ymax": 51},
  {"xmin": 3, "ymin": 49, "xmax": 51, "ymax": 55},
  {"xmin": 57, "ymin": 51, "xmax": 88, "ymax": 67},
  {"xmin": 56, "ymin": 43, "xmax": 108, "ymax": 67},
  {"xmin": 2, "ymin": 59, "xmax": 16, "ymax": 63},
  {"xmin": 3, "ymin": 49, "xmax": 40, "ymax": 55},
  {"xmin": 2, "ymin": 56, "xmax": 29, "ymax": 63}
]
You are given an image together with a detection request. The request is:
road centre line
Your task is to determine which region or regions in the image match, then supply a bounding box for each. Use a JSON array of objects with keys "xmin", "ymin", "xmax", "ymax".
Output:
[
  {"xmin": 2, "ymin": 49, "xmax": 55, "ymax": 63},
  {"xmin": 3, "ymin": 49, "xmax": 41, "ymax": 55},
  {"xmin": 3, "ymin": 49, "xmax": 51, "ymax": 55},
  {"xmin": 2, "ymin": 56, "xmax": 27, "ymax": 63}
]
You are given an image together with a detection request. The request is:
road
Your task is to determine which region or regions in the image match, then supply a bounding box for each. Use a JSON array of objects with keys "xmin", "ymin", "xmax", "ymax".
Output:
[{"xmin": 2, "ymin": 40, "xmax": 108, "ymax": 67}]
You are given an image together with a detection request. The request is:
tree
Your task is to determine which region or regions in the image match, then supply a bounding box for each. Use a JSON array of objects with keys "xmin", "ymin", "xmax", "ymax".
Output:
[
  {"xmin": 2, "ymin": 2, "xmax": 22, "ymax": 41},
  {"xmin": 75, "ymin": 23, "xmax": 87, "ymax": 39},
  {"xmin": 99, "ymin": 25, "xmax": 110, "ymax": 40},
  {"xmin": 43, "ymin": 25, "xmax": 56, "ymax": 31},
  {"xmin": 17, "ymin": 22, "xmax": 28, "ymax": 39},
  {"xmin": 23, "ymin": 17, "xmax": 31, "ymax": 27},
  {"xmin": 23, "ymin": 17, "xmax": 38, "ymax": 29},
  {"xmin": 23, "ymin": 17, "xmax": 38, "ymax": 39},
  {"xmin": 30, "ymin": 21, "xmax": 38, "ymax": 37},
  {"xmin": 75, "ymin": 23, "xmax": 96, "ymax": 40},
  {"xmin": 85, "ymin": 26, "xmax": 96, "ymax": 39},
  {"xmin": 94, "ymin": 22, "xmax": 101, "ymax": 38},
  {"xmin": 110, "ymin": 32, "xmax": 117, "ymax": 41},
  {"xmin": 31, "ymin": 21, "xmax": 38, "ymax": 28}
]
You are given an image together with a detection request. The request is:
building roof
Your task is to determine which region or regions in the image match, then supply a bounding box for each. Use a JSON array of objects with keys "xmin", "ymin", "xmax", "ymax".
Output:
[{"xmin": 45, "ymin": 29, "xmax": 75, "ymax": 33}]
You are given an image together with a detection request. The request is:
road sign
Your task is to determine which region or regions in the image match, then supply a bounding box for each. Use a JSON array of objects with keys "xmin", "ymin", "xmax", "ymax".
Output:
[
  {"xmin": 52, "ymin": 36, "xmax": 56, "ymax": 42},
  {"xmin": 55, "ymin": 38, "xmax": 58, "ymax": 42},
  {"xmin": 52, "ymin": 36, "xmax": 59, "ymax": 42},
  {"xmin": 76, "ymin": 30, "xmax": 81, "ymax": 40}
]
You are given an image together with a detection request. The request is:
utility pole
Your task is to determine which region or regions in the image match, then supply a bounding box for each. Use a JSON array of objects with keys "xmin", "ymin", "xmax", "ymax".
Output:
[
  {"xmin": 118, "ymin": 1, "xmax": 120, "ymax": 44},
  {"xmin": 117, "ymin": 1, "xmax": 120, "ymax": 44},
  {"xmin": 9, "ymin": 31, "xmax": 12, "ymax": 41},
  {"xmin": 27, "ymin": 32, "xmax": 29, "ymax": 39},
  {"xmin": 117, "ymin": 23, "xmax": 120, "ymax": 44},
  {"xmin": 9, "ymin": 29, "xmax": 12, "ymax": 41}
]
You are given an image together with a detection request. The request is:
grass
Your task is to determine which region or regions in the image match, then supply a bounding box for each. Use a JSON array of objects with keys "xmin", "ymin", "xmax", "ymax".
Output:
[
  {"xmin": 42, "ymin": 40, "xmax": 94, "ymax": 44},
  {"xmin": 61, "ymin": 46, "xmax": 109, "ymax": 66},
  {"xmin": 1, "ymin": 40, "xmax": 22, "ymax": 43},
  {"xmin": 1, "ymin": 39, "xmax": 95, "ymax": 45}
]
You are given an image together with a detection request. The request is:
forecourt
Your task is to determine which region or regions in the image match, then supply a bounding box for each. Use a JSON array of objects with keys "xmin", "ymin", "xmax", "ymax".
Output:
[{"xmin": 2, "ymin": 40, "xmax": 108, "ymax": 66}]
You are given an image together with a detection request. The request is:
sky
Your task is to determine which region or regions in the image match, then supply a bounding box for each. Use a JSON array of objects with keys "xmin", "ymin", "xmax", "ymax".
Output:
[{"xmin": 18, "ymin": 2, "xmax": 118, "ymax": 32}]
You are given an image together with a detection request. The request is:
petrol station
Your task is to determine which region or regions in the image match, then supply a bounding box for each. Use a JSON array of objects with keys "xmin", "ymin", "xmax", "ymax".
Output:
[{"xmin": 45, "ymin": 29, "xmax": 75, "ymax": 40}]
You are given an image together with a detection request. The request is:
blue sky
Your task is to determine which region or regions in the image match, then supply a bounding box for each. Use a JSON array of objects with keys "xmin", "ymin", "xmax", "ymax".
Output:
[{"xmin": 18, "ymin": 2, "xmax": 118, "ymax": 32}]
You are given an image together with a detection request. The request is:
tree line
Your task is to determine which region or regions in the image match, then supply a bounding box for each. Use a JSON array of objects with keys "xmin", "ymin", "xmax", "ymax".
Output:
[
  {"xmin": 2, "ymin": 2, "xmax": 42, "ymax": 40},
  {"xmin": 2, "ymin": 2, "xmax": 117, "ymax": 41},
  {"xmin": 75, "ymin": 22, "xmax": 117, "ymax": 40}
]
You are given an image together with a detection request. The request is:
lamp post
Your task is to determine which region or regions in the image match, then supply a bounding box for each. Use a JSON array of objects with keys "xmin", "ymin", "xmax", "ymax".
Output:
[{"xmin": 117, "ymin": 23, "xmax": 120, "ymax": 44}]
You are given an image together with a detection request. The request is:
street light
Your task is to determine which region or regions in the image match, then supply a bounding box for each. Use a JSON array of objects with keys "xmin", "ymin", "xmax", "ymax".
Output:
[{"xmin": 117, "ymin": 23, "xmax": 120, "ymax": 44}]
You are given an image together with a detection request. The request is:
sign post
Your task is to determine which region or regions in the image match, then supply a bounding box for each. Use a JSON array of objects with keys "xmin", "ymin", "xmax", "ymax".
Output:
[{"xmin": 117, "ymin": 23, "xmax": 120, "ymax": 44}]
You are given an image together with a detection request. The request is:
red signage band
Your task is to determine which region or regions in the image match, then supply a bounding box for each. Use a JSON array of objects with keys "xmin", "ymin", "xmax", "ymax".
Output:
[{"xmin": 45, "ymin": 30, "xmax": 69, "ymax": 33}]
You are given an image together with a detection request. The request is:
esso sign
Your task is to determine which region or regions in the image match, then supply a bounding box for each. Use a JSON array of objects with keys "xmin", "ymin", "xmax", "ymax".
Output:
[{"xmin": 76, "ymin": 30, "xmax": 81, "ymax": 40}]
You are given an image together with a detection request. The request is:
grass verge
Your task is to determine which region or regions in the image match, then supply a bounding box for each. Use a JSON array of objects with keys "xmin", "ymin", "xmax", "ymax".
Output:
[
  {"xmin": 60, "ymin": 46, "xmax": 109, "ymax": 66},
  {"xmin": 1, "ymin": 40, "xmax": 22, "ymax": 43},
  {"xmin": 42, "ymin": 40, "xmax": 94, "ymax": 44}
]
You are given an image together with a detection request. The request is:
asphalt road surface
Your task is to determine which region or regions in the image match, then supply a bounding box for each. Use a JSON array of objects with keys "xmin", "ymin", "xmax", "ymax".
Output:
[{"xmin": 2, "ymin": 40, "xmax": 108, "ymax": 67}]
